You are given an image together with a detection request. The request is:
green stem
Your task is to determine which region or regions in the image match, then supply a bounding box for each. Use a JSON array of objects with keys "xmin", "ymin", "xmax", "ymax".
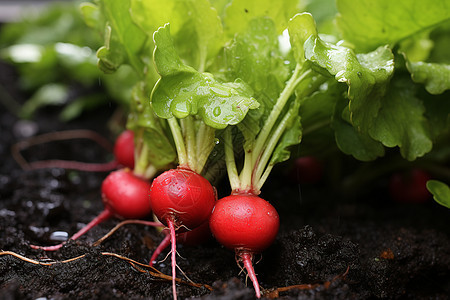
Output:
[
  {"xmin": 198, "ymin": 51, "xmax": 206, "ymax": 74},
  {"xmin": 253, "ymin": 107, "xmax": 295, "ymax": 188},
  {"xmin": 239, "ymin": 149, "xmax": 253, "ymax": 192},
  {"xmin": 133, "ymin": 130, "xmax": 159, "ymax": 179},
  {"xmin": 168, "ymin": 117, "xmax": 188, "ymax": 167},
  {"xmin": 182, "ymin": 116, "xmax": 198, "ymax": 172},
  {"xmin": 196, "ymin": 123, "xmax": 216, "ymax": 173},
  {"xmin": 255, "ymin": 164, "xmax": 274, "ymax": 195},
  {"xmin": 252, "ymin": 65, "xmax": 308, "ymax": 165},
  {"xmin": 134, "ymin": 141, "xmax": 148, "ymax": 176},
  {"xmin": 224, "ymin": 128, "xmax": 240, "ymax": 191}
]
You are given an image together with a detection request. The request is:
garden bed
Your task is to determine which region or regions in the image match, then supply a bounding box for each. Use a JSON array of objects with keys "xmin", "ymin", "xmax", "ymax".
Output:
[{"xmin": 1, "ymin": 61, "xmax": 450, "ymax": 300}]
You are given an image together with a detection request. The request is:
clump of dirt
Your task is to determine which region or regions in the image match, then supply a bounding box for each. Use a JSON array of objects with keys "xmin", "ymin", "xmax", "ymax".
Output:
[{"xmin": 1, "ymin": 60, "xmax": 449, "ymax": 299}]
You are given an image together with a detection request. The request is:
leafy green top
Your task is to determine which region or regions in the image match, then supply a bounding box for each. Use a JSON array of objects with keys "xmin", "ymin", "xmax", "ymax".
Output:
[{"xmin": 81, "ymin": 0, "xmax": 450, "ymax": 196}]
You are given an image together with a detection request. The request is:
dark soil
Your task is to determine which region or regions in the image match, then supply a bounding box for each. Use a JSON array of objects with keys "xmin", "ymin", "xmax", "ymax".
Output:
[{"xmin": 1, "ymin": 60, "xmax": 450, "ymax": 300}]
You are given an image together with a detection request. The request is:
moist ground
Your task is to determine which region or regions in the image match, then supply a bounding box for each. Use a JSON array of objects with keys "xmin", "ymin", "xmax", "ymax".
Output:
[{"xmin": 1, "ymin": 61, "xmax": 449, "ymax": 300}]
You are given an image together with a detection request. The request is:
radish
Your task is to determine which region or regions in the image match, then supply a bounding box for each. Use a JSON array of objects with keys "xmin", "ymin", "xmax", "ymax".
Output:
[
  {"xmin": 209, "ymin": 194, "xmax": 279, "ymax": 298},
  {"xmin": 112, "ymin": 129, "xmax": 135, "ymax": 169},
  {"xmin": 149, "ymin": 168, "xmax": 215, "ymax": 230},
  {"xmin": 147, "ymin": 24, "xmax": 261, "ymax": 299},
  {"xmin": 206, "ymin": 17, "xmax": 314, "ymax": 294},
  {"xmin": 389, "ymin": 168, "xmax": 432, "ymax": 204},
  {"xmin": 148, "ymin": 153, "xmax": 216, "ymax": 299},
  {"xmin": 31, "ymin": 168, "xmax": 161, "ymax": 251},
  {"xmin": 12, "ymin": 129, "xmax": 135, "ymax": 172}
]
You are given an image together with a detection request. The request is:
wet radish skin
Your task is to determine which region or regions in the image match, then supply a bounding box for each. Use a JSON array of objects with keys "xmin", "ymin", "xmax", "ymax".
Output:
[
  {"xmin": 113, "ymin": 130, "xmax": 135, "ymax": 169},
  {"xmin": 101, "ymin": 169, "xmax": 151, "ymax": 219},
  {"xmin": 209, "ymin": 194, "xmax": 279, "ymax": 253},
  {"xmin": 149, "ymin": 168, "xmax": 216, "ymax": 229}
]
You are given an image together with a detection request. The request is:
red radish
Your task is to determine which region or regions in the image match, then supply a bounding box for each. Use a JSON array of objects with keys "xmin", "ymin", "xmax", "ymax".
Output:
[
  {"xmin": 12, "ymin": 129, "xmax": 135, "ymax": 172},
  {"xmin": 101, "ymin": 168, "xmax": 151, "ymax": 219},
  {"xmin": 149, "ymin": 168, "xmax": 216, "ymax": 230},
  {"xmin": 291, "ymin": 156, "xmax": 323, "ymax": 184},
  {"xmin": 209, "ymin": 194, "xmax": 279, "ymax": 298},
  {"xmin": 31, "ymin": 168, "xmax": 157, "ymax": 251},
  {"xmin": 113, "ymin": 129, "xmax": 135, "ymax": 169},
  {"xmin": 149, "ymin": 167, "xmax": 216, "ymax": 299},
  {"xmin": 214, "ymin": 52, "xmax": 309, "ymax": 295},
  {"xmin": 389, "ymin": 168, "xmax": 432, "ymax": 204}
]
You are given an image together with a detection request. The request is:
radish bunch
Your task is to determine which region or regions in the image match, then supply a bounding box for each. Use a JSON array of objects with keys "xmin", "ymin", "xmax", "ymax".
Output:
[
  {"xmin": 145, "ymin": 24, "xmax": 261, "ymax": 299},
  {"xmin": 146, "ymin": 117, "xmax": 218, "ymax": 299}
]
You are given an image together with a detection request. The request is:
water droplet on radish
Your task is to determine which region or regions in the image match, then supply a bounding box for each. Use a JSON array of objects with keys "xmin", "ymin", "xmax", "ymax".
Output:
[{"xmin": 213, "ymin": 106, "xmax": 221, "ymax": 117}]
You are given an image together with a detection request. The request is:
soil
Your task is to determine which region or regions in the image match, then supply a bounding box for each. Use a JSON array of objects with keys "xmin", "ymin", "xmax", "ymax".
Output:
[{"xmin": 1, "ymin": 59, "xmax": 450, "ymax": 300}]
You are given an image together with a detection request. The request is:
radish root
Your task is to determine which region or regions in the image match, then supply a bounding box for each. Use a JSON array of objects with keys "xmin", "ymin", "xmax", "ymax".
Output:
[{"xmin": 0, "ymin": 250, "xmax": 212, "ymax": 291}]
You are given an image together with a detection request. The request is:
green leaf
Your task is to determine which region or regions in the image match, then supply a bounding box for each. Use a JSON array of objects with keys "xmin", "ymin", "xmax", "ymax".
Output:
[
  {"xmin": 336, "ymin": 0, "xmax": 450, "ymax": 52},
  {"xmin": 427, "ymin": 180, "xmax": 450, "ymax": 208},
  {"xmin": 96, "ymin": 0, "xmax": 147, "ymax": 74},
  {"xmin": 210, "ymin": 0, "xmax": 233, "ymax": 18},
  {"xmin": 398, "ymin": 32, "xmax": 434, "ymax": 63},
  {"xmin": 406, "ymin": 61, "xmax": 450, "ymax": 94},
  {"xmin": 80, "ymin": 2, "xmax": 104, "ymax": 32},
  {"xmin": 305, "ymin": 0, "xmax": 338, "ymax": 33},
  {"xmin": 130, "ymin": 0, "xmax": 224, "ymax": 71},
  {"xmin": 332, "ymin": 97, "xmax": 385, "ymax": 161},
  {"xmin": 304, "ymin": 36, "xmax": 394, "ymax": 133},
  {"xmin": 300, "ymin": 80, "xmax": 342, "ymax": 131},
  {"xmin": 221, "ymin": 17, "xmax": 289, "ymax": 125},
  {"xmin": 152, "ymin": 23, "xmax": 196, "ymax": 76},
  {"xmin": 151, "ymin": 25, "xmax": 259, "ymax": 129},
  {"xmin": 223, "ymin": 0, "xmax": 302, "ymax": 37},
  {"xmin": 288, "ymin": 13, "xmax": 318, "ymax": 64},
  {"xmin": 421, "ymin": 91, "xmax": 450, "ymax": 140},
  {"xmin": 369, "ymin": 79, "xmax": 433, "ymax": 161},
  {"xmin": 428, "ymin": 21, "xmax": 450, "ymax": 63}
]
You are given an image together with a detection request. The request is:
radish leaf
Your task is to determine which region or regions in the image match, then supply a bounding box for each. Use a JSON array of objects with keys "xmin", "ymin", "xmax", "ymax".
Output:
[
  {"xmin": 130, "ymin": 0, "xmax": 224, "ymax": 71},
  {"xmin": 332, "ymin": 97, "xmax": 385, "ymax": 161},
  {"xmin": 95, "ymin": 0, "xmax": 147, "ymax": 74},
  {"xmin": 223, "ymin": 0, "xmax": 302, "ymax": 37},
  {"xmin": 304, "ymin": 36, "xmax": 394, "ymax": 134},
  {"xmin": 336, "ymin": 0, "xmax": 450, "ymax": 52},
  {"xmin": 427, "ymin": 180, "xmax": 450, "ymax": 208},
  {"xmin": 151, "ymin": 24, "xmax": 259, "ymax": 129},
  {"xmin": 406, "ymin": 61, "xmax": 450, "ymax": 94},
  {"xmin": 369, "ymin": 79, "xmax": 432, "ymax": 161}
]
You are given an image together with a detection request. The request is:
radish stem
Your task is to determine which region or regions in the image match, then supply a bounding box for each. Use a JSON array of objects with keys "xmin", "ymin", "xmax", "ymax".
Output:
[
  {"xmin": 168, "ymin": 118, "xmax": 187, "ymax": 167},
  {"xmin": 252, "ymin": 65, "xmax": 306, "ymax": 165},
  {"xmin": 182, "ymin": 116, "xmax": 198, "ymax": 173},
  {"xmin": 224, "ymin": 128, "xmax": 240, "ymax": 191}
]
